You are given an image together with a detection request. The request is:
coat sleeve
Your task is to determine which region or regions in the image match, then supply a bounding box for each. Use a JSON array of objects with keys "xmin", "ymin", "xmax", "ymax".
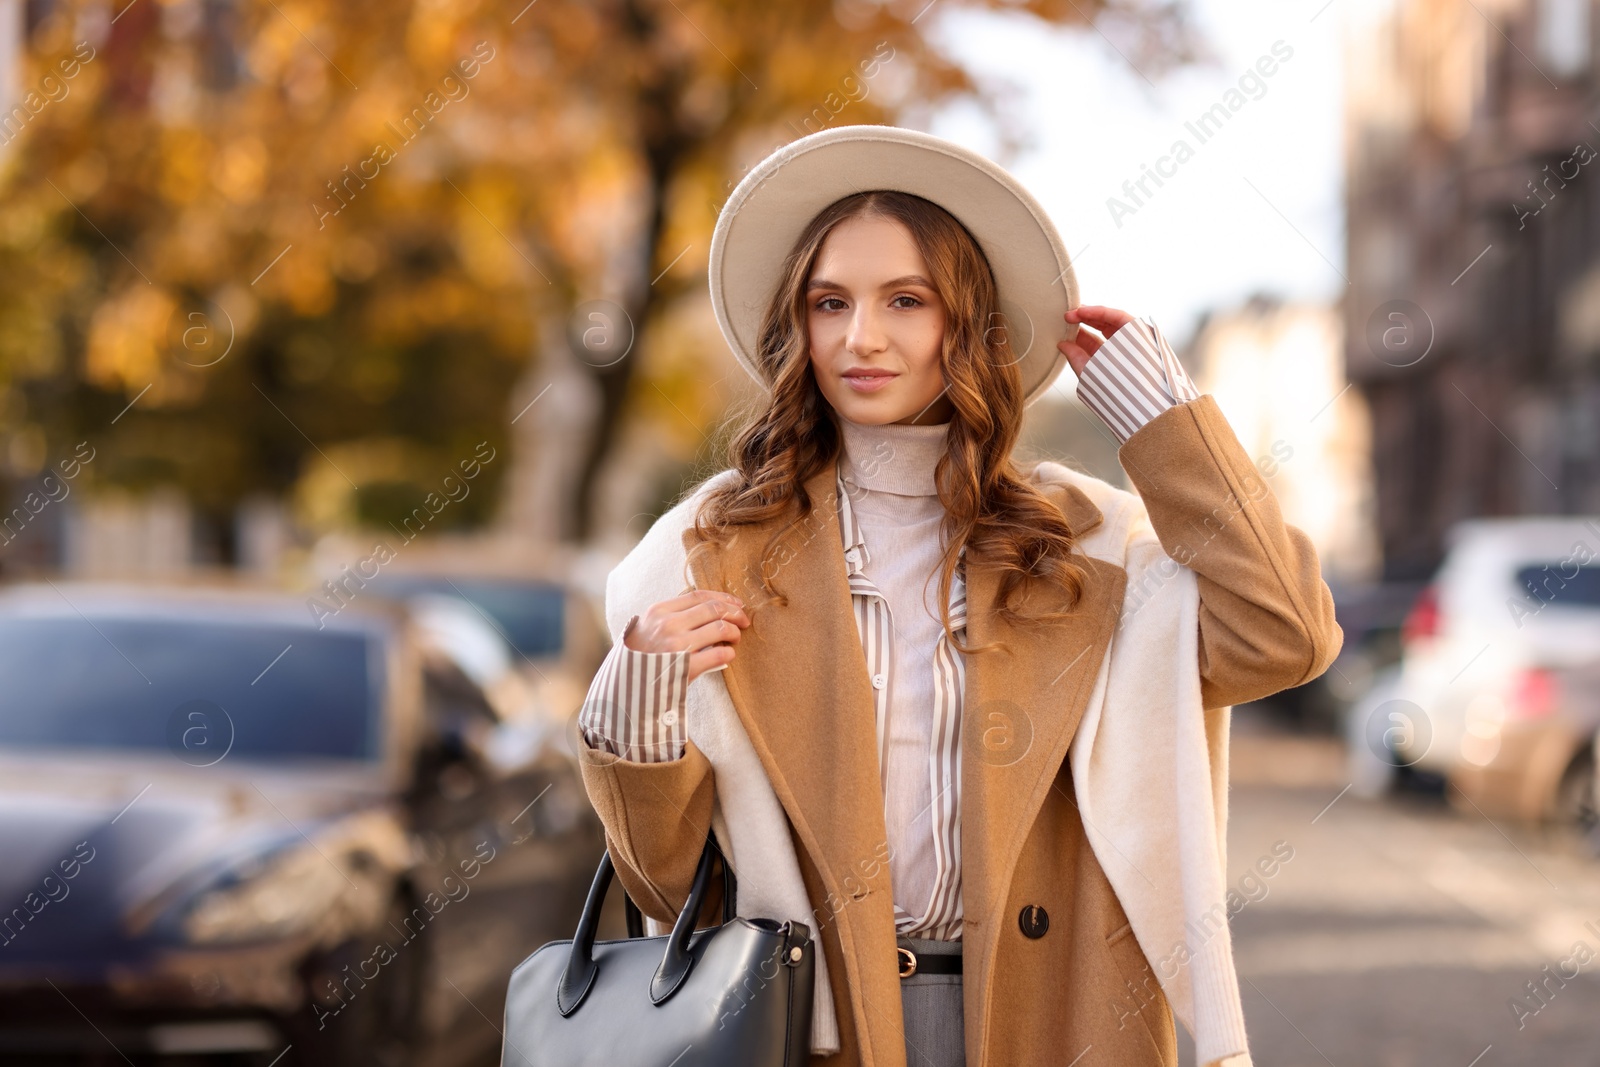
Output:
[
  {"xmin": 1115, "ymin": 393, "xmax": 1343, "ymax": 710},
  {"xmin": 578, "ymin": 741, "xmax": 720, "ymax": 925}
]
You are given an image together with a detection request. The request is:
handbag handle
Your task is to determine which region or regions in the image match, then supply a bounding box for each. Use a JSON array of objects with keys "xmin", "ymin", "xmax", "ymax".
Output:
[
  {"xmin": 623, "ymin": 833, "xmax": 736, "ymax": 935},
  {"xmin": 557, "ymin": 830, "xmax": 737, "ymax": 1016}
]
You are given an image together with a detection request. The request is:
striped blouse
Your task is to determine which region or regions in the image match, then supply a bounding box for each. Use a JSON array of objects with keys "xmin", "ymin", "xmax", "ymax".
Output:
[
  {"xmin": 576, "ymin": 315, "xmax": 1199, "ymax": 939},
  {"xmin": 837, "ymin": 442, "xmax": 969, "ymax": 939}
]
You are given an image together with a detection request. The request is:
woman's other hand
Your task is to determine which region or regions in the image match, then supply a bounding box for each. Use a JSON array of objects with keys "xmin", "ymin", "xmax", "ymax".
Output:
[
  {"xmin": 1057, "ymin": 305, "xmax": 1136, "ymax": 376},
  {"xmin": 624, "ymin": 589, "xmax": 750, "ymax": 683}
]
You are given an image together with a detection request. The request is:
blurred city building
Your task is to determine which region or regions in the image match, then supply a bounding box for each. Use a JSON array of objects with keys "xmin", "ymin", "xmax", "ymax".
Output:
[
  {"xmin": 1187, "ymin": 295, "xmax": 1380, "ymax": 585},
  {"xmin": 1346, "ymin": 0, "xmax": 1600, "ymax": 580}
]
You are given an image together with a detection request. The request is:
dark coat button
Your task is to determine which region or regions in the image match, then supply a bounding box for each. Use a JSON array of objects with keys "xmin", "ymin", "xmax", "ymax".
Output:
[{"xmin": 1018, "ymin": 904, "xmax": 1049, "ymax": 939}]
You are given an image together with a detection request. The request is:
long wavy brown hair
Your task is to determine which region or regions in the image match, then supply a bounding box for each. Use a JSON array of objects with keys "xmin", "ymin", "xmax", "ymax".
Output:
[{"xmin": 690, "ymin": 189, "xmax": 1089, "ymax": 654}]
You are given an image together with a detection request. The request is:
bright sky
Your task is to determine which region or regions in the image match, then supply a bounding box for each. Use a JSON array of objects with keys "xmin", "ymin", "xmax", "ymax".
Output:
[{"xmin": 928, "ymin": 0, "xmax": 1351, "ymax": 394}]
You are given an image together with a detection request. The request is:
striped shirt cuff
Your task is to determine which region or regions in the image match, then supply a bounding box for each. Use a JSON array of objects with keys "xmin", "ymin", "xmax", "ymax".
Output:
[
  {"xmin": 577, "ymin": 614, "xmax": 690, "ymax": 763},
  {"xmin": 1074, "ymin": 315, "xmax": 1200, "ymax": 444}
]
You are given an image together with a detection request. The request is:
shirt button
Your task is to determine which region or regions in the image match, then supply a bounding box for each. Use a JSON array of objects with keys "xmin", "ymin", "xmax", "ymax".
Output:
[
  {"xmin": 661, "ymin": 710, "xmax": 679, "ymax": 726},
  {"xmin": 871, "ymin": 673, "xmax": 886, "ymax": 689},
  {"xmin": 845, "ymin": 548, "xmax": 861, "ymax": 563}
]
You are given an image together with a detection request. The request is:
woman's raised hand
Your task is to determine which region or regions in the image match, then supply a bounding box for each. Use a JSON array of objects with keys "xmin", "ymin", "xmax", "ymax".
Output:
[
  {"xmin": 1057, "ymin": 305, "xmax": 1136, "ymax": 376},
  {"xmin": 623, "ymin": 589, "xmax": 751, "ymax": 684}
]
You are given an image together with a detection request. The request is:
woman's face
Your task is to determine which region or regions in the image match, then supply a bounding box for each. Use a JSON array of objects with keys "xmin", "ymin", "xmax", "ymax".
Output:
[{"xmin": 806, "ymin": 214, "xmax": 955, "ymax": 426}]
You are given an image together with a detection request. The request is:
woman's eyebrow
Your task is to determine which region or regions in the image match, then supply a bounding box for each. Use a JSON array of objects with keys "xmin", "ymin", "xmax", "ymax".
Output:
[{"xmin": 806, "ymin": 274, "xmax": 935, "ymax": 292}]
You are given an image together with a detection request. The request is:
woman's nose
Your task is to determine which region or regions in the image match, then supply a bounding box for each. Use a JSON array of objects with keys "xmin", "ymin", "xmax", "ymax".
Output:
[{"xmin": 846, "ymin": 306, "xmax": 888, "ymax": 357}]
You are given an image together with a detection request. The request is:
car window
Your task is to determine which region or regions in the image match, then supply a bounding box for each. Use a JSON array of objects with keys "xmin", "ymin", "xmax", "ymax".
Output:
[
  {"xmin": 366, "ymin": 575, "xmax": 565, "ymax": 659},
  {"xmin": 0, "ymin": 616, "xmax": 383, "ymax": 761},
  {"xmin": 1513, "ymin": 563, "xmax": 1600, "ymax": 612}
]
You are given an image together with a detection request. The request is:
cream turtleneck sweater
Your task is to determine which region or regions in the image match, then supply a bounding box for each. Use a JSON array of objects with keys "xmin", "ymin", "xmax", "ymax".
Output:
[{"xmin": 835, "ymin": 413, "xmax": 962, "ymax": 936}]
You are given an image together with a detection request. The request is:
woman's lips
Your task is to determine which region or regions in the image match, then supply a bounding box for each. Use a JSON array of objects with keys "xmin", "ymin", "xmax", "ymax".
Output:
[{"xmin": 843, "ymin": 372, "xmax": 897, "ymax": 393}]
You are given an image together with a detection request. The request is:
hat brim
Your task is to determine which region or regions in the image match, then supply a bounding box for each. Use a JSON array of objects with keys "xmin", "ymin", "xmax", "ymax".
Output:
[{"xmin": 708, "ymin": 124, "xmax": 1079, "ymax": 409}]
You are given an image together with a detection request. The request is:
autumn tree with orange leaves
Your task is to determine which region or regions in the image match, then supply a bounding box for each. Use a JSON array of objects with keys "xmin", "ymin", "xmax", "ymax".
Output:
[{"xmin": 0, "ymin": 0, "xmax": 1195, "ymax": 561}]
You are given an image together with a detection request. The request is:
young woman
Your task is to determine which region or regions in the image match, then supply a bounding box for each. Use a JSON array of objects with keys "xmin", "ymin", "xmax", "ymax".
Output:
[{"xmin": 573, "ymin": 126, "xmax": 1340, "ymax": 1067}]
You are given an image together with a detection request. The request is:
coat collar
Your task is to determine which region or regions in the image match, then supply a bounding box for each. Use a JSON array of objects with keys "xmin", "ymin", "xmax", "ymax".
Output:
[{"xmin": 681, "ymin": 458, "xmax": 1127, "ymax": 1058}]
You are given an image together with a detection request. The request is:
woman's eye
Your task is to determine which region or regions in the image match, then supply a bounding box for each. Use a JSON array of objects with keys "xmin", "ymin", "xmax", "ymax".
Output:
[{"xmin": 814, "ymin": 294, "xmax": 923, "ymax": 311}]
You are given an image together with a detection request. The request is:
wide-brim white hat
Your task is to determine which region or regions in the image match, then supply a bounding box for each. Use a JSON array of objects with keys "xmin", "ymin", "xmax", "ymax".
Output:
[{"xmin": 708, "ymin": 124, "xmax": 1079, "ymax": 408}]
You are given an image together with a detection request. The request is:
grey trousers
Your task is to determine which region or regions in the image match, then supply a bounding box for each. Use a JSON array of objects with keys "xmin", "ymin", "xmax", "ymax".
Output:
[{"xmin": 898, "ymin": 936, "xmax": 965, "ymax": 1067}]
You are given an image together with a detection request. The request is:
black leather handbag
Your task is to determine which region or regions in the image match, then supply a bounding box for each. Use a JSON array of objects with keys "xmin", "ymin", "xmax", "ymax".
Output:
[{"xmin": 500, "ymin": 831, "xmax": 815, "ymax": 1066}]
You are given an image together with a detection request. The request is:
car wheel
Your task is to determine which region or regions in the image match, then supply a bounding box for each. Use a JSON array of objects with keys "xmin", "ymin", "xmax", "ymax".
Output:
[{"xmin": 291, "ymin": 893, "xmax": 427, "ymax": 1067}]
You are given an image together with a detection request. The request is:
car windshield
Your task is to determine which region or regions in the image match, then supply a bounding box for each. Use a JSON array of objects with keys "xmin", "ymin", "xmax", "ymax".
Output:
[
  {"xmin": 364, "ymin": 575, "xmax": 565, "ymax": 659},
  {"xmin": 1513, "ymin": 563, "xmax": 1600, "ymax": 612},
  {"xmin": 0, "ymin": 614, "xmax": 382, "ymax": 761}
]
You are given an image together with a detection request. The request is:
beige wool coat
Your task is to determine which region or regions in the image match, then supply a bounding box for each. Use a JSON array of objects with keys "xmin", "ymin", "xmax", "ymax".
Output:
[{"xmin": 577, "ymin": 393, "xmax": 1343, "ymax": 1067}]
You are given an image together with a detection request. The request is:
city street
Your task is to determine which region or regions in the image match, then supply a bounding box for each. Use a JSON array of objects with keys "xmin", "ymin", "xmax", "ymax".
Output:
[
  {"xmin": 1183, "ymin": 718, "xmax": 1600, "ymax": 1067},
  {"xmin": 3, "ymin": 0, "xmax": 1598, "ymax": 1061}
]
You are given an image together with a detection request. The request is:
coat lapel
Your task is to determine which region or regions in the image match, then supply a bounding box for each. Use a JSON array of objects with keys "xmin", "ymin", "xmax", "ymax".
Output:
[
  {"xmin": 680, "ymin": 461, "xmax": 892, "ymax": 904},
  {"xmin": 959, "ymin": 479, "xmax": 1128, "ymax": 1058}
]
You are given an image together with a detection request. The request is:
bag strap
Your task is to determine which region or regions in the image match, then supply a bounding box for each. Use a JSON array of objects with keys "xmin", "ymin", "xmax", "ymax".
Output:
[
  {"xmin": 557, "ymin": 829, "xmax": 737, "ymax": 1016},
  {"xmin": 623, "ymin": 831, "xmax": 736, "ymax": 936},
  {"xmin": 649, "ymin": 838, "xmax": 718, "ymax": 1003}
]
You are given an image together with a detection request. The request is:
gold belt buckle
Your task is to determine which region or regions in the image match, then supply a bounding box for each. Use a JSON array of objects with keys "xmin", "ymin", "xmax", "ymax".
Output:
[{"xmin": 897, "ymin": 946, "xmax": 917, "ymax": 978}]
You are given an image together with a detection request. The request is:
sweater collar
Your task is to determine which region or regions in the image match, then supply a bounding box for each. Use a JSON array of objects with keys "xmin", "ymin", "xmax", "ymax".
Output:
[
  {"xmin": 836, "ymin": 414, "xmax": 951, "ymax": 498},
  {"xmin": 833, "ymin": 465, "xmax": 968, "ymax": 627}
]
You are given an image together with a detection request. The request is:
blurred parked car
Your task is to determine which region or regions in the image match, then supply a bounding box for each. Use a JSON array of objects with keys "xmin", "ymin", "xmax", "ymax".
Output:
[
  {"xmin": 0, "ymin": 582, "xmax": 603, "ymax": 1066},
  {"xmin": 1389, "ymin": 517, "xmax": 1600, "ymax": 827},
  {"xmin": 361, "ymin": 571, "xmax": 603, "ymax": 675},
  {"xmin": 302, "ymin": 544, "xmax": 608, "ymax": 741}
]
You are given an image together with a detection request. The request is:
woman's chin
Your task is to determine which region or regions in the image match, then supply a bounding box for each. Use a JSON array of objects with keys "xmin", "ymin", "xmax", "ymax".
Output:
[
  {"xmin": 831, "ymin": 395, "xmax": 910, "ymax": 426},
  {"xmin": 825, "ymin": 382, "xmax": 951, "ymax": 426}
]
